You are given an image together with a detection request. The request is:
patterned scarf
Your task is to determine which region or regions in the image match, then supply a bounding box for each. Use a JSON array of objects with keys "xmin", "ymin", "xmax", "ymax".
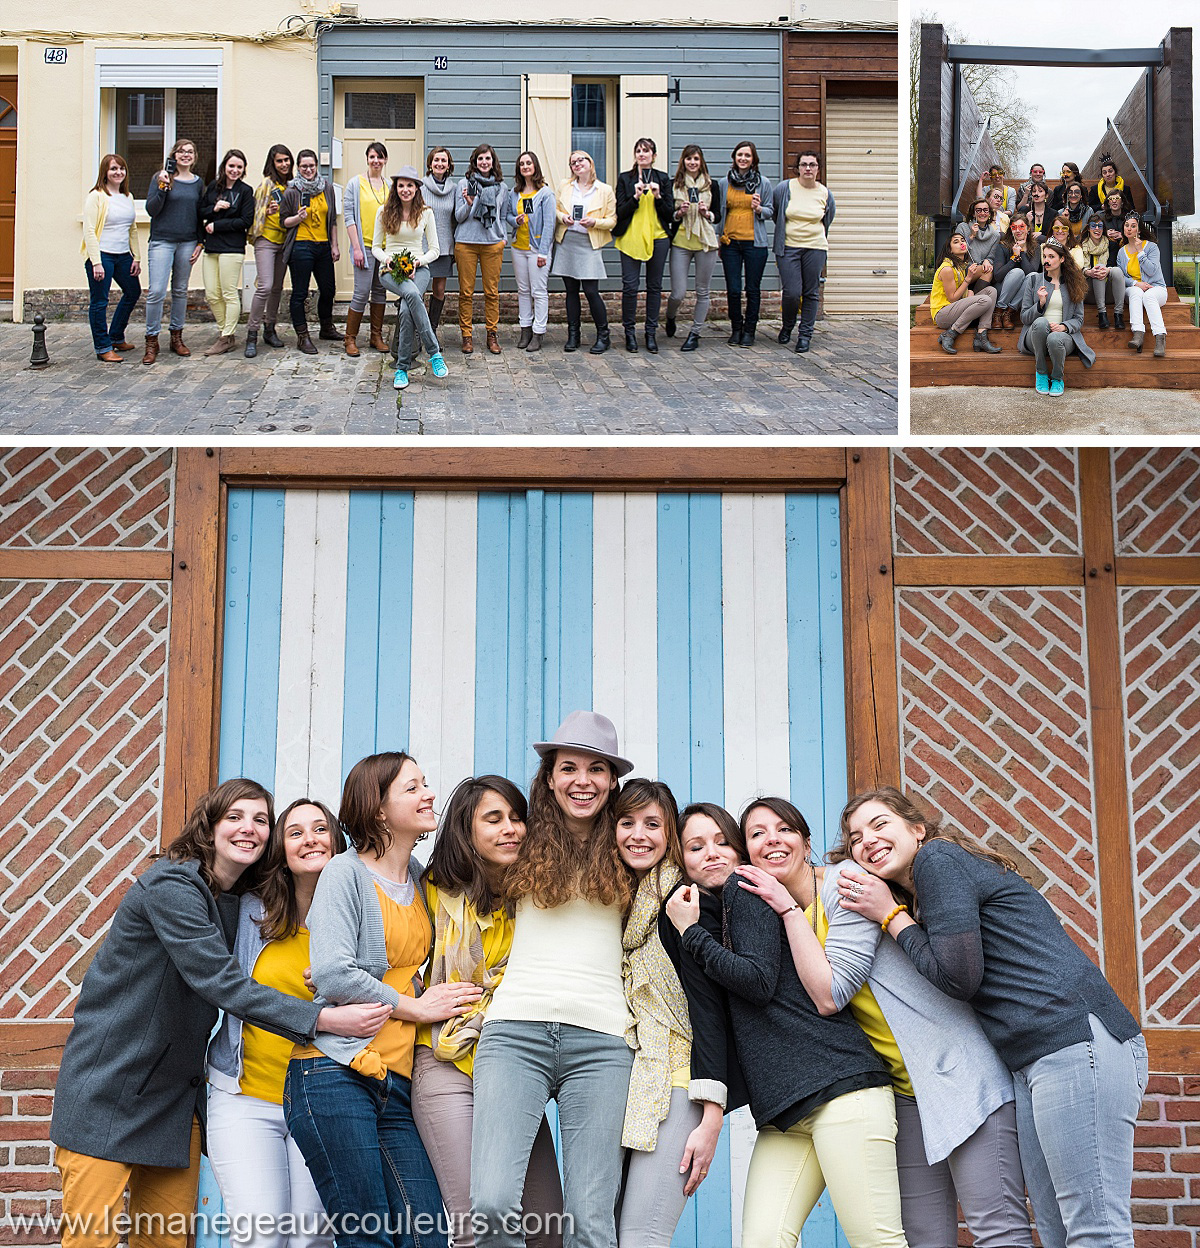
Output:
[
  {"xmin": 293, "ymin": 172, "xmax": 324, "ymax": 198},
  {"xmin": 428, "ymin": 889, "xmax": 507, "ymax": 1063},
  {"xmin": 467, "ymin": 171, "xmax": 503, "ymax": 230},
  {"xmin": 728, "ymin": 166, "xmax": 762, "ymax": 197},
  {"xmin": 621, "ymin": 863, "xmax": 692, "ymax": 1152},
  {"xmin": 674, "ymin": 174, "xmax": 719, "ymax": 251}
]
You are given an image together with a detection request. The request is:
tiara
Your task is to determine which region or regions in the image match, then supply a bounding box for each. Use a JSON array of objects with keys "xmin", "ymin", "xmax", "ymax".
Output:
[{"xmin": 1099, "ymin": 152, "xmax": 1114, "ymax": 166}]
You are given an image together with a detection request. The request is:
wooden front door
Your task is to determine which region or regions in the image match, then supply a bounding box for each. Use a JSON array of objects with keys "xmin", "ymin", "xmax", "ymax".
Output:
[{"xmin": 0, "ymin": 77, "xmax": 16, "ymax": 300}]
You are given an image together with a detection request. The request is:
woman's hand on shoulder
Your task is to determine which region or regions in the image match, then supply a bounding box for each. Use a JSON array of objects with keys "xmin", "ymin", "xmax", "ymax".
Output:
[
  {"xmin": 836, "ymin": 868, "xmax": 895, "ymax": 923},
  {"xmin": 318, "ymin": 1002, "xmax": 392, "ymax": 1037},
  {"xmin": 734, "ymin": 864, "xmax": 794, "ymax": 915},
  {"xmin": 407, "ymin": 979, "xmax": 483, "ymax": 1023},
  {"xmin": 665, "ymin": 883, "xmax": 701, "ymax": 933}
]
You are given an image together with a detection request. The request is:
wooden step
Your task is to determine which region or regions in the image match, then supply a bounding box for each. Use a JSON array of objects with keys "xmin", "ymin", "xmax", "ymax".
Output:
[
  {"xmin": 911, "ymin": 343, "xmax": 1200, "ymax": 388},
  {"xmin": 913, "ymin": 289, "xmax": 1192, "ymax": 327},
  {"xmin": 911, "ymin": 324, "xmax": 1200, "ymax": 350}
]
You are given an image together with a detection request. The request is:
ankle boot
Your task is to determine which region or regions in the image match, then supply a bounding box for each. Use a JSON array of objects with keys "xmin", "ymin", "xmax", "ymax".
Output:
[
  {"xmin": 525, "ymin": 333, "xmax": 543, "ymax": 352},
  {"xmin": 262, "ymin": 322, "xmax": 284, "ymax": 348},
  {"xmin": 1114, "ymin": 311, "xmax": 1124, "ymax": 331},
  {"xmin": 644, "ymin": 330, "xmax": 659, "ymax": 354},
  {"xmin": 564, "ymin": 322, "xmax": 581, "ymax": 353},
  {"xmin": 728, "ymin": 309, "xmax": 744, "ymax": 346},
  {"xmin": 777, "ymin": 299, "xmax": 799, "ymax": 344},
  {"xmin": 142, "ymin": 334, "xmax": 159, "ymax": 365},
  {"xmin": 244, "ymin": 330, "xmax": 258, "ymax": 359},
  {"xmin": 740, "ymin": 322, "xmax": 757, "ymax": 347},
  {"xmin": 589, "ymin": 326, "xmax": 611, "ymax": 355},
  {"xmin": 1128, "ymin": 330, "xmax": 1144, "ymax": 352},
  {"xmin": 625, "ymin": 328, "xmax": 639, "ymax": 353},
  {"xmin": 518, "ymin": 326, "xmax": 533, "ymax": 349},
  {"xmin": 973, "ymin": 330, "xmax": 1001, "ymax": 353},
  {"xmin": 296, "ymin": 327, "xmax": 317, "ymax": 355},
  {"xmin": 369, "ymin": 304, "xmax": 388, "ymax": 352},
  {"xmin": 1098, "ymin": 310, "xmax": 1109, "ymax": 330},
  {"xmin": 937, "ymin": 330, "xmax": 958, "ymax": 354},
  {"xmin": 1154, "ymin": 334, "xmax": 1166, "ymax": 358},
  {"xmin": 318, "ymin": 319, "xmax": 341, "ymax": 342},
  {"xmin": 343, "ymin": 308, "xmax": 363, "ymax": 357},
  {"xmin": 169, "ymin": 329, "xmax": 190, "ymax": 357}
]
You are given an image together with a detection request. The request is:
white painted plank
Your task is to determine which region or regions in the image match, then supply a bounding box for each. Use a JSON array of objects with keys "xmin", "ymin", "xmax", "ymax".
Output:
[
  {"xmin": 308, "ymin": 491, "xmax": 350, "ymax": 803},
  {"xmin": 275, "ymin": 492, "xmax": 319, "ymax": 803}
]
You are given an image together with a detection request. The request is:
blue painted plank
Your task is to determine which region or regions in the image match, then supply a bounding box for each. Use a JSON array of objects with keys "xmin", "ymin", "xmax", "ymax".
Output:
[
  {"xmin": 475, "ymin": 492, "xmax": 516, "ymax": 782},
  {"xmin": 194, "ymin": 1156, "xmax": 229, "ymax": 1248},
  {"xmin": 543, "ymin": 494, "xmax": 563, "ymax": 730},
  {"xmin": 816, "ymin": 493, "xmax": 849, "ymax": 838},
  {"xmin": 525, "ymin": 490, "xmax": 547, "ymax": 752},
  {"xmin": 555, "ymin": 492, "xmax": 594, "ymax": 721}
]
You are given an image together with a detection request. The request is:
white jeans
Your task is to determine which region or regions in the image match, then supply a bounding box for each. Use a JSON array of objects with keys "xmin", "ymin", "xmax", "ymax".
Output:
[
  {"xmin": 1125, "ymin": 283, "xmax": 1167, "ymax": 335},
  {"xmin": 512, "ymin": 248, "xmax": 550, "ymax": 332},
  {"xmin": 206, "ymin": 1084, "xmax": 331, "ymax": 1248}
]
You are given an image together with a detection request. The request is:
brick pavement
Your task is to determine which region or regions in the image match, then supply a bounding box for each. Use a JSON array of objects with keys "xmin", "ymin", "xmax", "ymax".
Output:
[{"xmin": 0, "ymin": 317, "xmax": 897, "ymax": 436}]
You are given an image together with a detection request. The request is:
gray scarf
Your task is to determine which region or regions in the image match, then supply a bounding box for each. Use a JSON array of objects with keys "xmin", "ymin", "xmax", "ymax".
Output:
[
  {"xmin": 728, "ymin": 166, "xmax": 762, "ymax": 196},
  {"xmin": 467, "ymin": 172, "xmax": 502, "ymax": 230},
  {"xmin": 293, "ymin": 172, "xmax": 324, "ymax": 197}
]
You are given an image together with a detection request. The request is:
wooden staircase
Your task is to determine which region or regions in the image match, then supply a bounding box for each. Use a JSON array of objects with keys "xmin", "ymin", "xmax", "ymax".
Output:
[{"xmin": 911, "ymin": 288, "xmax": 1200, "ymax": 388}]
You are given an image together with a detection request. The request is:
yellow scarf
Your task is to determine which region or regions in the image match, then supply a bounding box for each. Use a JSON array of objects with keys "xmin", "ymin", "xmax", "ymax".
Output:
[{"xmin": 428, "ymin": 890, "xmax": 507, "ymax": 1063}]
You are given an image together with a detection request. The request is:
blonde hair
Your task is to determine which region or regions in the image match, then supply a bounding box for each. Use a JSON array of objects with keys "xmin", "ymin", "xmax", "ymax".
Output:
[{"xmin": 566, "ymin": 150, "xmax": 597, "ymax": 187}]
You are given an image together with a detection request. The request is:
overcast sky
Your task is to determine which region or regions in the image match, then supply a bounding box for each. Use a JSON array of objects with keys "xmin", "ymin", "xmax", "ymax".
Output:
[{"xmin": 923, "ymin": 1, "xmax": 1198, "ymax": 227}]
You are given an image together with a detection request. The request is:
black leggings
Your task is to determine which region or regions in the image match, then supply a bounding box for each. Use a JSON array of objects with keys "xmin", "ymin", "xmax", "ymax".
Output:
[{"xmin": 562, "ymin": 277, "xmax": 608, "ymax": 329}]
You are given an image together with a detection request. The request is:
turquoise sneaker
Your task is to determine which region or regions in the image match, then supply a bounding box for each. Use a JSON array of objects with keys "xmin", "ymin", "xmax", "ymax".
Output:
[
  {"xmin": 393, "ymin": 368, "xmax": 409, "ymax": 390},
  {"xmin": 430, "ymin": 352, "xmax": 448, "ymax": 379},
  {"xmin": 1049, "ymin": 379, "xmax": 1064, "ymax": 396},
  {"xmin": 1035, "ymin": 372, "xmax": 1049, "ymax": 395}
]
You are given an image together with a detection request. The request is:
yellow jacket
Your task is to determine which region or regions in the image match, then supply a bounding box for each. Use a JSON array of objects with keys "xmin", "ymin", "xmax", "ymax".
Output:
[
  {"xmin": 81, "ymin": 189, "xmax": 142, "ymax": 266},
  {"xmin": 554, "ymin": 178, "xmax": 616, "ymax": 249}
]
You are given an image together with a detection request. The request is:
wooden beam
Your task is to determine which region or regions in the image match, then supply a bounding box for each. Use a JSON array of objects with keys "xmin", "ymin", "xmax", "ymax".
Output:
[
  {"xmin": 217, "ymin": 447, "xmax": 848, "ymax": 490},
  {"xmin": 0, "ymin": 1022, "xmax": 70, "ymax": 1067},
  {"xmin": 0, "ymin": 549, "xmax": 172, "ymax": 580},
  {"xmin": 1079, "ymin": 448, "xmax": 1139, "ymax": 1016},
  {"xmin": 1146, "ymin": 1029, "xmax": 1200, "ymax": 1074},
  {"xmin": 1117, "ymin": 556, "xmax": 1200, "ymax": 586},
  {"xmin": 162, "ymin": 449, "xmax": 222, "ymax": 849},
  {"xmin": 842, "ymin": 449, "xmax": 900, "ymax": 791},
  {"xmin": 892, "ymin": 555, "xmax": 1083, "ymax": 587}
]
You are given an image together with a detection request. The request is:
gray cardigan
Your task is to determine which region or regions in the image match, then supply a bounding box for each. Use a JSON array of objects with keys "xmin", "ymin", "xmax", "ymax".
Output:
[
  {"xmin": 305, "ymin": 850, "xmax": 429, "ymax": 1066},
  {"xmin": 770, "ymin": 179, "xmax": 836, "ymax": 258},
  {"xmin": 819, "ymin": 864, "xmax": 1014, "ymax": 1164},
  {"xmin": 422, "ymin": 174, "xmax": 458, "ymax": 258},
  {"xmin": 715, "ymin": 175, "xmax": 775, "ymax": 249},
  {"xmin": 50, "ymin": 859, "xmax": 321, "ymax": 1167},
  {"xmin": 453, "ymin": 178, "xmax": 511, "ymax": 245},
  {"xmin": 1017, "ymin": 270, "xmax": 1096, "ymax": 367},
  {"xmin": 505, "ymin": 185, "xmax": 557, "ymax": 258},
  {"xmin": 1117, "ymin": 239, "xmax": 1166, "ymax": 288}
]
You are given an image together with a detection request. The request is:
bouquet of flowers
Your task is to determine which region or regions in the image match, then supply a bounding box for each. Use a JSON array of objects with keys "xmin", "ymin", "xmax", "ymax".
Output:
[{"xmin": 386, "ymin": 249, "xmax": 416, "ymax": 284}]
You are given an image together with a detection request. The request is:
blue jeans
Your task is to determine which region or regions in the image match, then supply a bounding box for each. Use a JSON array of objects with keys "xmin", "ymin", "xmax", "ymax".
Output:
[
  {"xmin": 284, "ymin": 1056, "xmax": 445, "ymax": 1248},
  {"xmin": 471, "ymin": 1021, "xmax": 633, "ymax": 1248},
  {"xmin": 719, "ymin": 239, "xmax": 769, "ymax": 330},
  {"xmin": 145, "ymin": 239, "xmax": 194, "ymax": 335},
  {"xmin": 1013, "ymin": 1016, "xmax": 1148, "ymax": 1248},
  {"xmin": 778, "ymin": 246, "xmax": 827, "ymax": 338},
  {"xmin": 84, "ymin": 253, "xmax": 141, "ymax": 353}
]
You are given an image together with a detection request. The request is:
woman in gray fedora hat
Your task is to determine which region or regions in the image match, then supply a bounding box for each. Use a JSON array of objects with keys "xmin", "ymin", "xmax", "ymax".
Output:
[{"xmin": 470, "ymin": 710, "xmax": 635, "ymax": 1248}]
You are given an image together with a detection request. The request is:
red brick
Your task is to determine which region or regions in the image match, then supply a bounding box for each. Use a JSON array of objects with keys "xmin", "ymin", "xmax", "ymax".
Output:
[
  {"xmin": 1164, "ymin": 1101, "xmax": 1200, "ymax": 1122},
  {"xmin": 1132, "ymin": 1231, "xmax": 1194, "ymax": 1248},
  {"xmin": 14, "ymin": 1097, "xmax": 53, "ymax": 1117},
  {"xmin": 1135, "ymin": 1151, "xmax": 1167, "ymax": 1172},
  {"xmin": 13, "ymin": 1147, "xmax": 50, "ymax": 1166},
  {"xmin": 0, "ymin": 1073, "xmax": 56, "ymax": 1091},
  {"xmin": 1131, "ymin": 1178, "xmax": 1185, "ymax": 1199},
  {"xmin": 1135, "ymin": 1126, "xmax": 1182, "ymax": 1147}
]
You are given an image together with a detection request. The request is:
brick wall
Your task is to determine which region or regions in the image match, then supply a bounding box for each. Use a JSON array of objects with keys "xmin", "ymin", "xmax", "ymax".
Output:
[
  {"xmin": 1135, "ymin": 1076, "xmax": 1200, "ymax": 1248},
  {"xmin": 0, "ymin": 1071, "xmax": 57, "ymax": 1247}
]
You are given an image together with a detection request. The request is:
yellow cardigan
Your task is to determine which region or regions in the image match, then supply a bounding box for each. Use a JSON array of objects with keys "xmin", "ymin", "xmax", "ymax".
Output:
[
  {"xmin": 81, "ymin": 189, "xmax": 142, "ymax": 266},
  {"xmin": 553, "ymin": 178, "xmax": 617, "ymax": 249}
]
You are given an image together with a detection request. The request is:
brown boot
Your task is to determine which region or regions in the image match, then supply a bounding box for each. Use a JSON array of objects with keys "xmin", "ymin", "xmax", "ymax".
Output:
[
  {"xmin": 344, "ymin": 308, "xmax": 363, "ymax": 357},
  {"xmin": 487, "ymin": 330, "xmax": 501, "ymax": 354},
  {"xmin": 369, "ymin": 304, "xmax": 388, "ymax": 352},
  {"xmin": 169, "ymin": 329, "xmax": 191, "ymax": 357},
  {"xmin": 96, "ymin": 350, "xmax": 124, "ymax": 363},
  {"xmin": 296, "ymin": 328, "xmax": 318, "ymax": 355},
  {"xmin": 461, "ymin": 333, "xmax": 473, "ymax": 354},
  {"xmin": 318, "ymin": 319, "xmax": 341, "ymax": 342},
  {"xmin": 204, "ymin": 335, "xmax": 236, "ymax": 356},
  {"xmin": 142, "ymin": 334, "xmax": 159, "ymax": 365}
]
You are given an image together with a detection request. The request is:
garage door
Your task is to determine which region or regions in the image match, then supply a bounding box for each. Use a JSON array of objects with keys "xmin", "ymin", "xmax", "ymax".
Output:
[{"xmin": 823, "ymin": 96, "xmax": 898, "ymax": 315}]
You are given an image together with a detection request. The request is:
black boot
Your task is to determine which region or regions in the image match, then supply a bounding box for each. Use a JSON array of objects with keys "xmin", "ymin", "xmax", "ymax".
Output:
[
  {"xmin": 318, "ymin": 319, "xmax": 341, "ymax": 342},
  {"xmin": 563, "ymin": 322, "xmax": 581, "ymax": 353},
  {"xmin": 973, "ymin": 330, "xmax": 1001, "ymax": 354},
  {"xmin": 777, "ymin": 299, "xmax": 799, "ymax": 344},
  {"xmin": 740, "ymin": 321, "xmax": 756, "ymax": 347},
  {"xmin": 681, "ymin": 330, "xmax": 701, "ymax": 352},
  {"xmin": 645, "ymin": 330, "xmax": 659, "ymax": 354},
  {"xmin": 518, "ymin": 326, "xmax": 533, "ymax": 349},
  {"xmin": 937, "ymin": 330, "xmax": 957, "ymax": 354},
  {"xmin": 728, "ymin": 306, "xmax": 744, "ymax": 346},
  {"xmin": 589, "ymin": 327, "xmax": 611, "ymax": 355},
  {"xmin": 1114, "ymin": 311, "xmax": 1125, "ymax": 331},
  {"xmin": 1098, "ymin": 310, "xmax": 1110, "ymax": 330},
  {"xmin": 665, "ymin": 314, "xmax": 677, "ymax": 338},
  {"xmin": 625, "ymin": 328, "xmax": 639, "ymax": 353},
  {"xmin": 244, "ymin": 330, "xmax": 258, "ymax": 359},
  {"xmin": 262, "ymin": 322, "xmax": 284, "ymax": 349}
]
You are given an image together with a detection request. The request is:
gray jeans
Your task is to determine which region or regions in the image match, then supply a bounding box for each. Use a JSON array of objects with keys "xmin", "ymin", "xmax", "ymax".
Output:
[
  {"xmin": 1085, "ymin": 269, "xmax": 1126, "ymax": 311},
  {"xmin": 382, "ymin": 264, "xmax": 438, "ymax": 366},
  {"xmin": 249, "ymin": 238, "xmax": 286, "ymax": 331},
  {"xmin": 617, "ymin": 1087, "xmax": 702, "ymax": 1248},
  {"xmin": 1014, "ymin": 1016, "xmax": 1148, "ymax": 1248},
  {"xmin": 895, "ymin": 1095, "xmax": 1032, "ymax": 1248},
  {"xmin": 666, "ymin": 246, "xmax": 719, "ymax": 333},
  {"xmin": 471, "ymin": 1021, "xmax": 633, "ymax": 1248},
  {"xmin": 349, "ymin": 256, "xmax": 387, "ymax": 313},
  {"xmin": 997, "ymin": 268, "xmax": 1029, "ymax": 310},
  {"xmin": 410, "ymin": 1045, "xmax": 562, "ymax": 1248},
  {"xmin": 933, "ymin": 284, "xmax": 996, "ymax": 334},
  {"xmin": 1028, "ymin": 316, "xmax": 1075, "ymax": 381}
]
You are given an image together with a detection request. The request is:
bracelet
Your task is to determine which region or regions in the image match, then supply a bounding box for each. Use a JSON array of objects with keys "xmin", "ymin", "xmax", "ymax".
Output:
[
  {"xmin": 880, "ymin": 904, "xmax": 908, "ymax": 934},
  {"xmin": 781, "ymin": 902, "xmax": 801, "ymax": 917}
]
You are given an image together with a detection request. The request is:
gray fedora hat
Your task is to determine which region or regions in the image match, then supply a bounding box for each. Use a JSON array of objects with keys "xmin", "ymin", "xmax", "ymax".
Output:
[
  {"xmin": 392, "ymin": 165, "xmax": 422, "ymax": 184},
  {"xmin": 533, "ymin": 710, "xmax": 634, "ymax": 776}
]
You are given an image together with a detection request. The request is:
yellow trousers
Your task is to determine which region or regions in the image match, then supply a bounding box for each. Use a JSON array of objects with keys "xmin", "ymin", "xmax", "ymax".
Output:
[
  {"xmin": 56, "ymin": 1119, "xmax": 202, "ymax": 1248},
  {"xmin": 203, "ymin": 252, "xmax": 245, "ymax": 337},
  {"xmin": 454, "ymin": 241, "xmax": 505, "ymax": 334},
  {"xmin": 741, "ymin": 1085, "xmax": 907, "ymax": 1248}
]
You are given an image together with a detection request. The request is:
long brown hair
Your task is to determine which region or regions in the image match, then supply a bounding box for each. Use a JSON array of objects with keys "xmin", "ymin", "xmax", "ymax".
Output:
[
  {"xmin": 255, "ymin": 797, "xmax": 347, "ymax": 941},
  {"xmin": 613, "ymin": 778, "xmax": 682, "ymax": 905},
  {"xmin": 380, "ymin": 178, "xmax": 427, "ymax": 234},
  {"xmin": 504, "ymin": 752, "xmax": 629, "ymax": 910},
  {"xmin": 513, "ymin": 151, "xmax": 547, "ymax": 194},
  {"xmin": 165, "ymin": 777, "xmax": 275, "ymax": 893},
  {"xmin": 830, "ymin": 786, "xmax": 1020, "ymax": 875},
  {"xmin": 92, "ymin": 153, "xmax": 130, "ymax": 197},
  {"xmin": 339, "ymin": 751, "xmax": 414, "ymax": 855},
  {"xmin": 1042, "ymin": 238, "xmax": 1088, "ymax": 304},
  {"xmin": 673, "ymin": 144, "xmax": 710, "ymax": 191},
  {"xmin": 424, "ymin": 775, "xmax": 528, "ymax": 915}
]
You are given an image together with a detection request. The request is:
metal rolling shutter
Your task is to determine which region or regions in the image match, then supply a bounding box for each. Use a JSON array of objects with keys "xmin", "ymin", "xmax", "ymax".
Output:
[{"xmin": 823, "ymin": 96, "xmax": 898, "ymax": 315}]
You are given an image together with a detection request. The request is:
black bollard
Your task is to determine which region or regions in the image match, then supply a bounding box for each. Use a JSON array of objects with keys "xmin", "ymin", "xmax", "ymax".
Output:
[{"xmin": 29, "ymin": 314, "xmax": 50, "ymax": 369}]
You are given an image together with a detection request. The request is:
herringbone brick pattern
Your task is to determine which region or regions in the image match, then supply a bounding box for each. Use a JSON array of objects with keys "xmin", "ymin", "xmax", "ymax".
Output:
[
  {"xmin": 0, "ymin": 448, "xmax": 173, "ymax": 549},
  {"xmin": 896, "ymin": 587, "xmax": 1100, "ymax": 960},
  {"xmin": 1114, "ymin": 448, "xmax": 1200, "ymax": 556},
  {"xmin": 1121, "ymin": 587, "xmax": 1200, "ymax": 1026},
  {"xmin": 892, "ymin": 448, "xmax": 1081, "ymax": 556},
  {"xmin": 0, "ymin": 579, "xmax": 168, "ymax": 1019}
]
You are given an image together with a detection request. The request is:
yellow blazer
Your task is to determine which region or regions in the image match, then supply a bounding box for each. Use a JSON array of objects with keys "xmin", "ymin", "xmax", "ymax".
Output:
[
  {"xmin": 81, "ymin": 189, "xmax": 142, "ymax": 266},
  {"xmin": 554, "ymin": 178, "xmax": 616, "ymax": 249}
]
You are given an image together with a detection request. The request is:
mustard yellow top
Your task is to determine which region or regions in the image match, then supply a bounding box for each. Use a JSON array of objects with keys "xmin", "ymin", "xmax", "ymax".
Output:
[
  {"xmin": 929, "ymin": 259, "xmax": 965, "ymax": 320},
  {"xmin": 513, "ymin": 194, "xmax": 535, "ymax": 252},
  {"xmin": 1123, "ymin": 244, "xmax": 1142, "ymax": 281},
  {"xmin": 296, "ymin": 191, "xmax": 329, "ymax": 243},
  {"xmin": 810, "ymin": 894, "xmax": 914, "ymax": 1098},
  {"xmin": 724, "ymin": 186, "xmax": 756, "ymax": 242},
  {"xmin": 415, "ymin": 882, "xmax": 515, "ymax": 1079},
  {"xmin": 240, "ymin": 930, "xmax": 312, "ymax": 1104},
  {"xmin": 616, "ymin": 189, "xmax": 668, "ymax": 262}
]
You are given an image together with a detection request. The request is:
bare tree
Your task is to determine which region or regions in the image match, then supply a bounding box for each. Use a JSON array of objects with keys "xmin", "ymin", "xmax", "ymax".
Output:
[{"xmin": 910, "ymin": 11, "xmax": 1037, "ymax": 277}]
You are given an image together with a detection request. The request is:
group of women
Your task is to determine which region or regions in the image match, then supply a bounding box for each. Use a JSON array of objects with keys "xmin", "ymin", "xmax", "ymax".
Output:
[
  {"xmin": 52, "ymin": 706, "xmax": 1146, "ymax": 1248},
  {"xmin": 932, "ymin": 157, "xmax": 1169, "ymax": 395},
  {"xmin": 81, "ymin": 139, "xmax": 833, "ymax": 384}
]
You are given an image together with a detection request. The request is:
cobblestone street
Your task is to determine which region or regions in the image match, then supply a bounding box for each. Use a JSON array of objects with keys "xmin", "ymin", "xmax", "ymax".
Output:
[{"xmin": 1, "ymin": 317, "xmax": 897, "ymax": 436}]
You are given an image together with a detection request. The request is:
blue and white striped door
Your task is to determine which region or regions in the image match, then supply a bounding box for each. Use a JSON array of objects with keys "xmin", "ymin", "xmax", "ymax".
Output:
[{"xmin": 209, "ymin": 486, "xmax": 849, "ymax": 1248}]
